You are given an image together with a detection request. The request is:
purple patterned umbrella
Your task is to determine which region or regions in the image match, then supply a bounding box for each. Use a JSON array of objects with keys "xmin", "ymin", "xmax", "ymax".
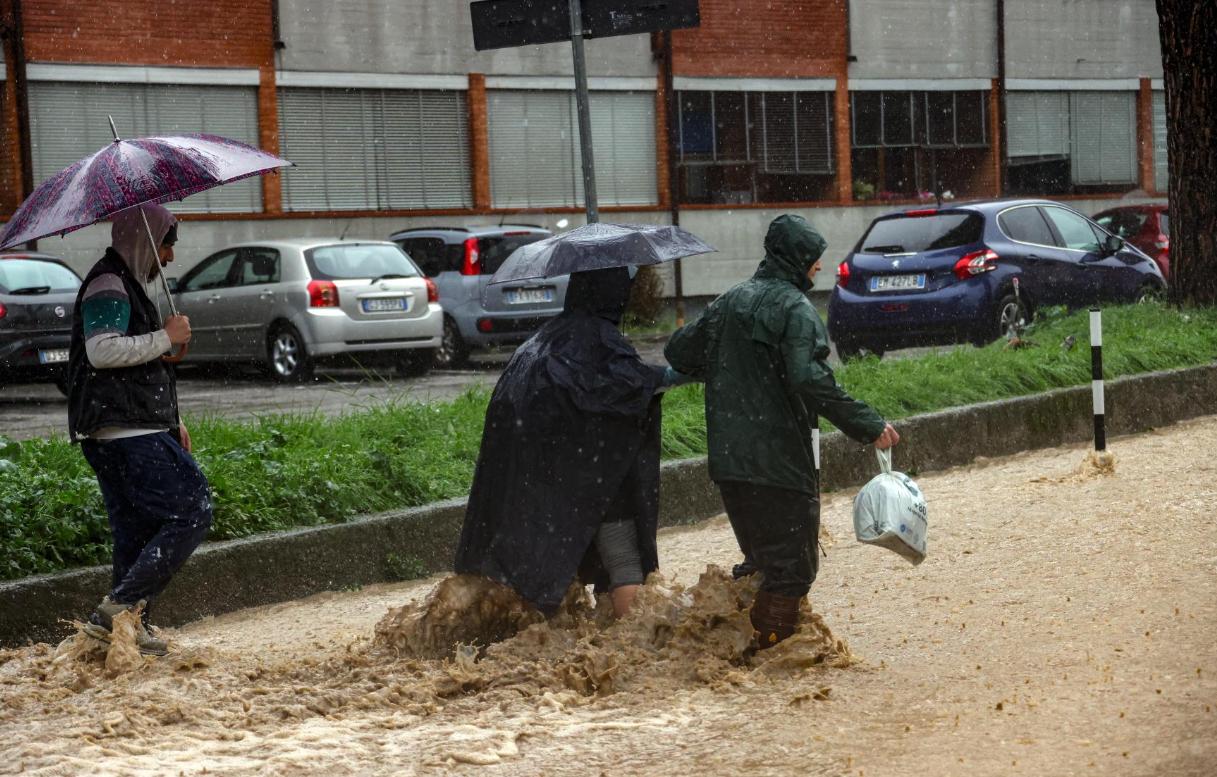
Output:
[{"xmin": 0, "ymin": 131, "xmax": 291, "ymax": 251}]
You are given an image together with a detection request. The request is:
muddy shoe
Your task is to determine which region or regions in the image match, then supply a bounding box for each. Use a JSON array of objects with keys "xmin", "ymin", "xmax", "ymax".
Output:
[{"xmin": 82, "ymin": 597, "xmax": 169, "ymax": 656}]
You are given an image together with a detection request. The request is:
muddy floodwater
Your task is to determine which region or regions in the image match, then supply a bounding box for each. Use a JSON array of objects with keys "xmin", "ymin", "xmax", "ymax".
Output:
[{"xmin": 2, "ymin": 416, "xmax": 1215, "ymax": 776}]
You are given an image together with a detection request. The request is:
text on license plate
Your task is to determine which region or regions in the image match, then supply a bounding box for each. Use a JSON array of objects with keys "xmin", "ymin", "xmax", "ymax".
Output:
[
  {"xmin": 506, "ymin": 287, "xmax": 555, "ymax": 305},
  {"xmin": 870, "ymin": 274, "xmax": 926, "ymax": 292},
  {"xmin": 39, "ymin": 349, "xmax": 69, "ymax": 364},
  {"xmin": 361, "ymin": 297, "xmax": 407, "ymax": 313}
]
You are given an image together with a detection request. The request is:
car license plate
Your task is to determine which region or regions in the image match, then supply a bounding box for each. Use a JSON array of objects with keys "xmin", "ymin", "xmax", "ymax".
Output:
[
  {"xmin": 361, "ymin": 297, "xmax": 407, "ymax": 313},
  {"xmin": 39, "ymin": 349, "xmax": 69, "ymax": 364},
  {"xmin": 870, "ymin": 274, "xmax": 926, "ymax": 292},
  {"xmin": 506, "ymin": 287, "xmax": 555, "ymax": 305}
]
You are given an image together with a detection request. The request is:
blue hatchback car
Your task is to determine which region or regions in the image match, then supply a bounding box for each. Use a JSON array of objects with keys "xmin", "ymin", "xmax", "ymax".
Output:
[{"xmin": 827, "ymin": 199, "xmax": 1167, "ymax": 358}]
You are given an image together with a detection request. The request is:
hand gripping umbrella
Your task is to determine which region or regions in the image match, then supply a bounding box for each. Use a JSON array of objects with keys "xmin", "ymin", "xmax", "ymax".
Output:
[
  {"xmin": 487, "ymin": 222, "xmax": 716, "ymax": 285},
  {"xmin": 0, "ymin": 117, "xmax": 292, "ymax": 359}
]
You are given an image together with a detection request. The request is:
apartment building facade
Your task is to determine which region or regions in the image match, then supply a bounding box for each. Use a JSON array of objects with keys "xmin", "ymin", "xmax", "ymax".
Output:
[{"xmin": 0, "ymin": 0, "xmax": 1167, "ymax": 293}]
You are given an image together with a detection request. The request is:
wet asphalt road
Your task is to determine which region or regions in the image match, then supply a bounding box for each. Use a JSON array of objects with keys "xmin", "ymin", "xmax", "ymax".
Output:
[{"xmin": 0, "ymin": 339, "xmax": 674, "ymax": 442}]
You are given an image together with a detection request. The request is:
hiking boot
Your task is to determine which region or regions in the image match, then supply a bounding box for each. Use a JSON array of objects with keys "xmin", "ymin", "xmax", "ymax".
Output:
[
  {"xmin": 750, "ymin": 590, "xmax": 802, "ymax": 650},
  {"xmin": 82, "ymin": 597, "xmax": 169, "ymax": 656}
]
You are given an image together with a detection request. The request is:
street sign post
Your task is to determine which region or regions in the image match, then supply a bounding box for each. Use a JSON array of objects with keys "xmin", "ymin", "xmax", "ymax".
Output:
[{"xmin": 471, "ymin": 0, "xmax": 699, "ymax": 223}]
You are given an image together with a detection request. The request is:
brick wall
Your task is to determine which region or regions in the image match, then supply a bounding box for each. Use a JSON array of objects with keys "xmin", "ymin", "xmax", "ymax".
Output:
[
  {"xmin": 672, "ymin": 0, "xmax": 847, "ymax": 78},
  {"xmin": 21, "ymin": 0, "xmax": 273, "ymax": 68}
]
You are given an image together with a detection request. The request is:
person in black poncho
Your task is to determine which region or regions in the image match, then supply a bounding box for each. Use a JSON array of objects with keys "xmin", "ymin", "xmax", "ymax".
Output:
[{"xmin": 455, "ymin": 266, "xmax": 686, "ymax": 617}]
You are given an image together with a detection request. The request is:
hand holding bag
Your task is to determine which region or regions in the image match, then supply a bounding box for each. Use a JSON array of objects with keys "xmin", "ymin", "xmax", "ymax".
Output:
[{"xmin": 852, "ymin": 448, "xmax": 928, "ymax": 565}]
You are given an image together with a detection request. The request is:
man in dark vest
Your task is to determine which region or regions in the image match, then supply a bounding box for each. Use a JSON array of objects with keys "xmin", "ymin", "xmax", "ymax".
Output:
[{"xmin": 68, "ymin": 204, "xmax": 206, "ymax": 656}]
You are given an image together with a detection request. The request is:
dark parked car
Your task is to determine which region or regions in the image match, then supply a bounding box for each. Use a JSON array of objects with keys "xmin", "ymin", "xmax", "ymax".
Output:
[
  {"xmin": 0, "ymin": 252, "xmax": 82, "ymax": 393},
  {"xmin": 1093, "ymin": 203, "xmax": 1170, "ymax": 280},
  {"xmin": 827, "ymin": 199, "xmax": 1167, "ymax": 359},
  {"xmin": 389, "ymin": 225, "xmax": 567, "ymax": 367}
]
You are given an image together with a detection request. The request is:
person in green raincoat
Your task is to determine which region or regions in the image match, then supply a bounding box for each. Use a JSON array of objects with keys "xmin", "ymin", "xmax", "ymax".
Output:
[{"xmin": 665, "ymin": 214, "xmax": 899, "ymax": 649}]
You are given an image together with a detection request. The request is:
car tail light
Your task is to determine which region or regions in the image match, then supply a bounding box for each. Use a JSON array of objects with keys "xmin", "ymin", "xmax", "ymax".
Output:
[
  {"xmin": 477, "ymin": 318, "xmax": 494, "ymax": 333},
  {"xmin": 461, "ymin": 237, "xmax": 480, "ymax": 276},
  {"xmin": 0, "ymin": 302, "xmax": 6, "ymax": 320},
  {"xmin": 836, "ymin": 260, "xmax": 851, "ymax": 288},
  {"xmin": 953, "ymin": 248, "xmax": 1000, "ymax": 280},
  {"xmin": 307, "ymin": 280, "xmax": 340, "ymax": 308},
  {"xmin": 425, "ymin": 277, "xmax": 439, "ymax": 303}
]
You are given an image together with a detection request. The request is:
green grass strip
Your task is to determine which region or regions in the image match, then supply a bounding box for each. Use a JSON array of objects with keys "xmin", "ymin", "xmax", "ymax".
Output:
[{"xmin": 1, "ymin": 303, "xmax": 1214, "ymax": 580}]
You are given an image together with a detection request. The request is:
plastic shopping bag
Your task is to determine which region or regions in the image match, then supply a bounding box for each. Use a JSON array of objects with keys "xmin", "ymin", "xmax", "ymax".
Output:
[{"xmin": 852, "ymin": 448, "xmax": 928, "ymax": 565}]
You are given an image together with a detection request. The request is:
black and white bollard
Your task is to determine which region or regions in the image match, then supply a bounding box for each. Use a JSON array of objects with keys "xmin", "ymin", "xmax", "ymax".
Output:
[{"xmin": 1090, "ymin": 308, "xmax": 1106, "ymax": 452}]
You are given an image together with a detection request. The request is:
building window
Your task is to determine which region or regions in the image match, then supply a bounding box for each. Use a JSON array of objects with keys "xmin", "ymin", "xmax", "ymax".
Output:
[
  {"xmin": 1005, "ymin": 90, "xmax": 1138, "ymax": 195},
  {"xmin": 676, "ymin": 90, "xmax": 835, "ymax": 205},
  {"xmin": 28, "ymin": 81, "xmax": 262, "ymax": 213},
  {"xmin": 487, "ymin": 89, "xmax": 657, "ymax": 209},
  {"xmin": 278, "ymin": 87, "xmax": 471, "ymax": 212},
  {"xmin": 1152, "ymin": 90, "xmax": 1167, "ymax": 193},
  {"xmin": 850, "ymin": 90, "xmax": 990, "ymax": 201}
]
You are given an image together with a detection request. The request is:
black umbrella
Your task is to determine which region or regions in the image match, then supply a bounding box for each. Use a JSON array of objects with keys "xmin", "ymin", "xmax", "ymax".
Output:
[{"xmin": 487, "ymin": 222, "xmax": 716, "ymax": 285}]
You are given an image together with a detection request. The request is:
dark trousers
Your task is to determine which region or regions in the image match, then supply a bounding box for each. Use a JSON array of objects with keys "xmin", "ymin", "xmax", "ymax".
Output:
[
  {"xmin": 717, "ymin": 480, "xmax": 820, "ymax": 598},
  {"xmin": 81, "ymin": 432, "xmax": 213, "ymax": 613}
]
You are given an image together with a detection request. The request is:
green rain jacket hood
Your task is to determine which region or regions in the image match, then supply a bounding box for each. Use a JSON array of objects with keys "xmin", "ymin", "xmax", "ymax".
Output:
[{"xmin": 664, "ymin": 215, "xmax": 886, "ymax": 495}]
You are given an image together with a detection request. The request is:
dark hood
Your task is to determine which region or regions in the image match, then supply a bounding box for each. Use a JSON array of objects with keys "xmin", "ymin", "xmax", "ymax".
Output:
[
  {"xmin": 563, "ymin": 267, "xmax": 633, "ymax": 325},
  {"xmin": 755, "ymin": 214, "xmax": 828, "ymax": 291}
]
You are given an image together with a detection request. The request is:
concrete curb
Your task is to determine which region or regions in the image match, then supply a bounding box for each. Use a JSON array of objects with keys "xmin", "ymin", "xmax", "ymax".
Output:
[{"xmin": 3, "ymin": 363, "xmax": 1215, "ymax": 646}]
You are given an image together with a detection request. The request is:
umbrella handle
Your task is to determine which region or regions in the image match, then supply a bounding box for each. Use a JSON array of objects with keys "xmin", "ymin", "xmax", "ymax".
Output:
[{"xmin": 163, "ymin": 342, "xmax": 189, "ymax": 363}]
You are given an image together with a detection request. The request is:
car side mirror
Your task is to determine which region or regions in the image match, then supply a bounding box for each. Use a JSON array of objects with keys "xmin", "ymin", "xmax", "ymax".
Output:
[
  {"xmin": 166, "ymin": 277, "xmax": 179, "ymax": 293},
  {"xmin": 1102, "ymin": 234, "xmax": 1123, "ymax": 256}
]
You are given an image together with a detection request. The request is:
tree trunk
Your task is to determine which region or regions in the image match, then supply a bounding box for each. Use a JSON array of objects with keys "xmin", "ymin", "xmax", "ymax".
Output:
[{"xmin": 1156, "ymin": 1, "xmax": 1217, "ymax": 306}]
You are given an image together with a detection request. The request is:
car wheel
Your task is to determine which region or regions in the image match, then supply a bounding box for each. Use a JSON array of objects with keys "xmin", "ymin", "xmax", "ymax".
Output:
[
  {"xmin": 992, "ymin": 293, "xmax": 1030, "ymax": 342},
  {"xmin": 267, "ymin": 324, "xmax": 314, "ymax": 382},
  {"xmin": 433, "ymin": 317, "xmax": 470, "ymax": 369},
  {"xmin": 1136, "ymin": 282, "xmax": 1165, "ymax": 304},
  {"xmin": 396, "ymin": 348, "xmax": 435, "ymax": 378}
]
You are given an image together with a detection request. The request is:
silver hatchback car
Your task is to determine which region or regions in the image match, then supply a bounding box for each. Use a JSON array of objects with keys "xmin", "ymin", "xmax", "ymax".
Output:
[
  {"xmin": 170, "ymin": 238, "xmax": 442, "ymax": 381},
  {"xmin": 389, "ymin": 225, "xmax": 568, "ymax": 367}
]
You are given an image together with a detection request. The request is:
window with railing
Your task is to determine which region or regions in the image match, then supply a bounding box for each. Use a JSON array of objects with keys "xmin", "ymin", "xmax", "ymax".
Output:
[
  {"xmin": 676, "ymin": 90, "xmax": 836, "ymax": 205},
  {"xmin": 850, "ymin": 90, "xmax": 990, "ymax": 201}
]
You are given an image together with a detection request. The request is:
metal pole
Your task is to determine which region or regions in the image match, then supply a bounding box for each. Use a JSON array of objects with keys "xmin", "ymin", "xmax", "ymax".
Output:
[
  {"xmin": 1090, "ymin": 308, "xmax": 1106, "ymax": 452},
  {"xmin": 662, "ymin": 29, "xmax": 685, "ymax": 326},
  {"xmin": 10, "ymin": 0, "xmax": 36, "ymax": 249},
  {"xmin": 568, "ymin": 0, "xmax": 599, "ymax": 223}
]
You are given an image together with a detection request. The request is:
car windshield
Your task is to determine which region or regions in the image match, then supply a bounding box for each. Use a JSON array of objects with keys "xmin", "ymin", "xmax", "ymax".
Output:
[
  {"xmin": 479, "ymin": 233, "xmax": 547, "ymax": 275},
  {"xmin": 1159, "ymin": 213, "xmax": 1169, "ymax": 236},
  {"xmin": 859, "ymin": 212, "xmax": 984, "ymax": 254},
  {"xmin": 0, "ymin": 259, "xmax": 81, "ymax": 294},
  {"xmin": 1094, "ymin": 211, "xmax": 1148, "ymax": 239},
  {"xmin": 305, "ymin": 244, "xmax": 420, "ymax": 281}
]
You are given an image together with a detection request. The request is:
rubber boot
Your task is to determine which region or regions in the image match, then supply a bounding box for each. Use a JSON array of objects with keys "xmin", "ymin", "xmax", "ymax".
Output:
[
  {"xmin": 83, "ymin": 597, "xmax": 169, "ymax": 656},
  {"xmin": 750, "ymin": 590, "xmax": 802, "ymax": 650}
]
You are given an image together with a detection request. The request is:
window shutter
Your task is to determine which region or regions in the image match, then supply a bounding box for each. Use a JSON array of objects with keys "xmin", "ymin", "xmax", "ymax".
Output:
[
  {"xmin": 1006, "ymin": 91, "xmax": 1069, "ymax": 158},
  {"xmin": 28, "ymin": 81, "xmax": 262, "ymax": 214},
  {"xmin": 488, "ymin": 90, "xmax": 657, "ymax": 208},
  {"xmin": 148, "ymin": 85, "xmax": 262, "ymax": 213},
  {"xmin": 586, "ymin": 91, "xmax": 657, "ymax": 206},
  {"xmin": 1070, "ymin": 91, "xmax": 1135, "ymax": 185},
  {"xmin": 278, "ymin": 87, "xmax": 470, "ymax": 212},
  {"xmin": 795, "ymin": 92, "xmax": 833, "ymax": 173},
  {"xmin": 488, "ymin": 90, "xmax": 579, "ymax": 208},
  {"xmin": 1152, "ymin": 91, "xmax": 1168, "ymax": 192},
  {"xmin": 761, "ymin": 93, "xmax": 797, "ymax": 173}
]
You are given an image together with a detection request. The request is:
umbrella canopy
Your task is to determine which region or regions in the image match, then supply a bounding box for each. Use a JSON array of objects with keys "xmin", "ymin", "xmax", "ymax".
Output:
[
  {"xmin": 0, "ymin": 133, "xmax": 291, "ymax": 250},
  {"xmin": 488, "ymin": 222, "xmax": 715, "ymax": 285}
]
